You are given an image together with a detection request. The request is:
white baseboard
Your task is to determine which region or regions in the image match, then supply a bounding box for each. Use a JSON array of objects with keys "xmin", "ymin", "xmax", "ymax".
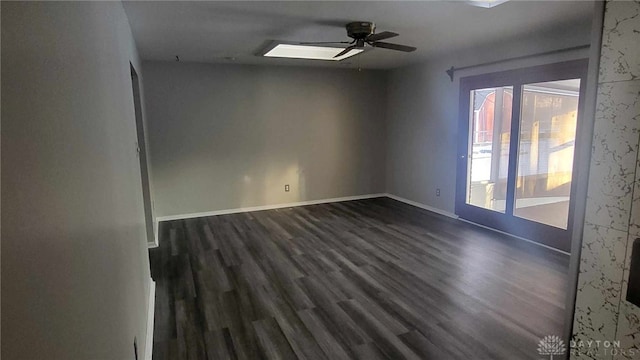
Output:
[
  {"xmin": 145, "ymin": 280, "xmax": 156, "ymax": 360},
  {"xmin": 150, "ymin": 192, "xmax": 565, "ymax": 255},
  {"xmin": 155, "ymin": 193, "xmax": 386, "ymax": 223},
  {"xmin": 383, "ymin": 193, "xmax": 458, "ymax": 219}
]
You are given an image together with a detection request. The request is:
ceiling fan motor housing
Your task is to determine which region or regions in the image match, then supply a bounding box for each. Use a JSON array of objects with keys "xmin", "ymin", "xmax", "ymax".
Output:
[{"xmin": 346, "ymin": 22, "xmax": 375, "ymax": 40}]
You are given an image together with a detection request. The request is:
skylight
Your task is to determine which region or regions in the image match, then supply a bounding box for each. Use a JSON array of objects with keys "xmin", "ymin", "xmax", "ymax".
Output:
[
  {"xmin": 467, "ymin": 0, "xmax": 510, "ymax": 8},
  {"xmin": 262, "ymin": 44, "xmax": 363, "ymax": 61}
]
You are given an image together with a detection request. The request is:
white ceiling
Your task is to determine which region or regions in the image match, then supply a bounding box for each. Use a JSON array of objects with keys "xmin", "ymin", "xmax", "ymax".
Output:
[{"xmin": 123, "ymin": 0, "xmax": 594, "ymax": 69}]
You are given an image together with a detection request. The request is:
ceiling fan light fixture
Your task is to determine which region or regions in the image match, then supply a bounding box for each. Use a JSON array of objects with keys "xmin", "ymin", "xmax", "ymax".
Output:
[{"xmin": 262, "ymin": 43, "xmax": 363, "ymax": 61}]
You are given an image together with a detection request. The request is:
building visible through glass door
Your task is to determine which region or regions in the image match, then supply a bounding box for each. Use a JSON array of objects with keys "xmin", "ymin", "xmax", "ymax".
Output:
[{"xmin": 467, "ymin": 86, "xmax": 512, "ymax": 213}]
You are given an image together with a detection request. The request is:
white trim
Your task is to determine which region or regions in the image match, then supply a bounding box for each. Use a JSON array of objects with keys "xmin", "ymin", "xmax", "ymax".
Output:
[
  {"xmin": 144, "ymin": 280, "xmax": 156, "ymax": 360},
  {"xmin": 383, "ymin": 193, "xmax": 458, "ymax": 219},
  {"xmin": 155, "ymin": 193, "xmax": 386, "ymax": 222},
  {"xmin": 148, "ymin": 221, "xmax": 159, "ymax": 248},
  {"xmin": 457, "ymin": 217, "xmax": 570, "ymax": 255}
]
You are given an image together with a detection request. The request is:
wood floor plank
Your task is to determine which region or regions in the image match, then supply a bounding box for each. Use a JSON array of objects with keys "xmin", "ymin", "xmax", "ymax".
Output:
[
  {"xmin": 175, "ymin": 299, "xmax": 207, "ymax": 360},
  {"xmin": 222, "ymin": 292, "xmax": 263, "ymax": 360},
  {"xmin": 252, "ymin": 318, "xmax": 298, "ymax": 360},
  {"xmin": 150, "ymin": 197, "xmax": 569, "ymax": 360},
  {"xmin": 351, "ymin": 342, "xmax": 389, "ymax": 360},
  {"xmin": 338, "ymin": 299, "xmax": 421, "ymax": 360},
  {"xmin": 328, "ymin": 271, "xmax": 408, "ymax": 335},
  {"xmin": 204, "ymin": 329, "xmax": 235, "ymax": 360},
  {"xmin": 296, "ymin": 308, "xmax": 352, "ymax": 360},
  {"xmin": 398, "ymin": 330, "xmax": 460, "ymax": 360}
]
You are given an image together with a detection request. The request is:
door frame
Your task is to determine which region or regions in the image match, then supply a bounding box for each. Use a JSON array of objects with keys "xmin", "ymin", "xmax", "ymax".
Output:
[
  {"xmin": 130, "ymin": 63, "xmax": 155, "ymax": 245},
  {"xmin": 455, "ymin": 59, "xmax": 589, "ymax": 252}
]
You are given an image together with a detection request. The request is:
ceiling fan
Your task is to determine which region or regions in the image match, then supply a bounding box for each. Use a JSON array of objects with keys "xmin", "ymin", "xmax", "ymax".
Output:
[{"xmin": 301, "ymin": 21, "xmax": 417, "ymax": 58}]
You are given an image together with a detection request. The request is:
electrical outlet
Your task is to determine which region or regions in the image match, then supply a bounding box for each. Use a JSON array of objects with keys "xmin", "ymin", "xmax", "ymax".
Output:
[
  {"xmin": 436, "ymin": 188, "xmax": 441, "ymax": 197},
  {"xmin": 285, "ymin": 184, "xmax": 290, "ymax": 192}
]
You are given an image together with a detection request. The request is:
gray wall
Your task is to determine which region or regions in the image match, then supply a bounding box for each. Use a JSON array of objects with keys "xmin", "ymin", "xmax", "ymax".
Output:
[
  {"xmin": 143, "ymin": 62, "xmax": 387, "ymax": 218},
  {"xmin": 385, "ymin": 22, "xmax": 593, "ymax": 214},
  {"xmin": 1, "ymin": 2, "xmax": 152, "ymax": 359}
]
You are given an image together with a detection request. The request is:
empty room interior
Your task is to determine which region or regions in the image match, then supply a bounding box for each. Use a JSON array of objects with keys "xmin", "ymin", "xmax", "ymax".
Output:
[{"xmin": 2, "ymin": 1, "xmax": 640, "ymax": 359}]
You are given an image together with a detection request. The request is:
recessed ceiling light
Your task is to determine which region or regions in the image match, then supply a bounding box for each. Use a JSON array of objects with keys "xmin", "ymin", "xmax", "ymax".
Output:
[
  {"xmin": 467, "ymin": 0, "xmax": 510, "ymax": 8},
  {"xmin": 262, "ymin": 43, "xmax": 363, "ymax": 61}
]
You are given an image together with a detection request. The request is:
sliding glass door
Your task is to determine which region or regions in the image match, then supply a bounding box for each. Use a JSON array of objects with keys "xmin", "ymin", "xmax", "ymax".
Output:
[{"xmin": 456, "ymin": 60, "xmax": 587, "ymax": 252}]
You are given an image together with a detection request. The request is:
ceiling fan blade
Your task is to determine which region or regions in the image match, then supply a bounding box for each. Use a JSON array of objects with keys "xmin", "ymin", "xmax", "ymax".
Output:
[
  {"xmin": 370, "ymin": 41, "xmax": 417, "ymax": 52},
  {"xmin": 334, "ymin": 45, "xmax": 357, "ymax": 58},
  {"xmin": 367, "ymin": 31, "xmax": 399, "ymax": 42},
  {"xmin": 298, "ymin": 40, "xmax": 353, "ymax": 45}
]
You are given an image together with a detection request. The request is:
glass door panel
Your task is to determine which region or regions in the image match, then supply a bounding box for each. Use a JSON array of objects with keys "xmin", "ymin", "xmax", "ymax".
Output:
[
  {"xmin": 466, "ymin": 86, "xmax": 513, "ymax": 212},
  {"xmin": 514, "ymin": 80, "xmax": 581, "ymax": 229}
]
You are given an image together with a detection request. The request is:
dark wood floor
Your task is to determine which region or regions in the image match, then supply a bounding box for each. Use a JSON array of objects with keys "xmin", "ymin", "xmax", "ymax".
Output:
[{"xmin": 149, "ymin": 197, "xmax": 569, "ymax": 360}]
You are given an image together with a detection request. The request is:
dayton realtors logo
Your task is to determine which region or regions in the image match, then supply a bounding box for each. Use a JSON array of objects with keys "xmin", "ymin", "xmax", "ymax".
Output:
[
  {"xmin": 537, "ymin": 335, "xmax": 566, "ymax": 359},
  {"xmin": 570, "ymin": 338, "xmax": 634, "ymax": 357},
  {"xmin": 539, "ymin": 335, "xmax": 637, "ymax": 358}
]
